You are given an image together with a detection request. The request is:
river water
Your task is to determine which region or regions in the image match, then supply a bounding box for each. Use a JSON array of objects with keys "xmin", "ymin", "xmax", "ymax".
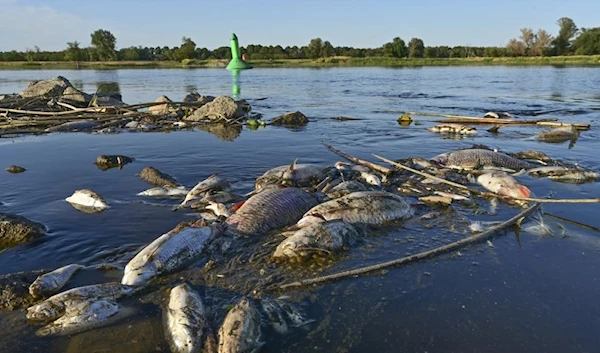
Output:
[{"xmin": 1, "ymin": 67, "xmax": 600, "ymax": 353}]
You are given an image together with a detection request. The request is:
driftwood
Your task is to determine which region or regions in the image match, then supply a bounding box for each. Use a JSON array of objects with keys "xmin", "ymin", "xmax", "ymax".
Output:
[
  {"xmin": 407, "ymin": 111, "xmax": 590, "ymax": 130},
  {"xmin": 322, "ymin": 141, "xmax": 392, "ymax": 174},
  {"xmin": 373, "ymin": 154, "xmax": 600, "ymax": 204},
  {"xmin": 278, "ymin": 202, "xmax": 540, "ymax": 290}
]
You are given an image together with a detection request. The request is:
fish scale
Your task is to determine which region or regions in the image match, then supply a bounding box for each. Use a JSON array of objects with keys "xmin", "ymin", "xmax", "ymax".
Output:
[{"xmin": 225, "ymin": 187, "xmax": 318, "ymax": 237}]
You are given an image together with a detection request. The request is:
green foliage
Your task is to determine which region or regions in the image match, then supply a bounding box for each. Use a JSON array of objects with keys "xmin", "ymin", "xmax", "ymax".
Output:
[
  {"xmin": 307, "ymin": 38, "xmax": 323, "ymax": 59},
  {"xmin": 573, "ymin": 28, "xmax": 600, "ymax": 55},
  {"xmin": 65, "ymin": 41, "xmax": 83, "ymax": 62},
  {"xmin": 408, "ymin": 38, "xmax": 425, "ymax": 58},
  {"xmin": 174, "ymin": 37, "xmax": 196, "ymax": 61},
  {"xmin": 553, "ymin": 17, "xmax": 578, "ymax": 55},
  {"xmin": 383, "ymin": 37, "xmax": 407, "ymax": 58},
  {"xmin": 91, "ymin": 29, "xmax": 117, "ymax": 61}
]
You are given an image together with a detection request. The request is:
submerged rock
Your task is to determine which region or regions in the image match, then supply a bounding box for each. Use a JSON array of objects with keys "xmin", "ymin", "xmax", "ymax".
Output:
[
  {"xmin": 94, "ymin": 155, "xmax": 134, "ymax": 170},
  {"xmin": 271, "ymin": 111, "xmax": 309, "ymax": 126},
  {"xmin": 0, "ymin": 270, "xmax": 47, "ymax": 311},
  {"xmin": 137, "ymin": 166, "xmax": 179, "ymax": 187},
  {"xmin": 20, "ymin": 76, "xmax": 73, "ymax": 98},
  {"xmin": 184, "ymin": 95, "xmax": 247, "ymax": 122},
  {"xmin": 0, "ymin": 212, "xmax": 47, "ymax": 249},
  {"xmin": 5, "ymin": 165, "xmax": 26, "ymax": 173}
]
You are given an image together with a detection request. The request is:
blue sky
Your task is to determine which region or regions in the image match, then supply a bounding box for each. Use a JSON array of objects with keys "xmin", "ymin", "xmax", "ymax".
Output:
[{"xmin": 0, "ymin": 0, "xmax": 598, "ymax": 51}]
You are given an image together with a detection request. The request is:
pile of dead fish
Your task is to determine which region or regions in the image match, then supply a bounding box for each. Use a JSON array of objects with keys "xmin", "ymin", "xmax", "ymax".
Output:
[{"xmin": 9, "ymin": 144, "xmax": 600, "ymax": 352}]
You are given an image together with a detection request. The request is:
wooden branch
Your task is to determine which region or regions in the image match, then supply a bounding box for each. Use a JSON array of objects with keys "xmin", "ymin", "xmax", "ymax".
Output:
[
  {"xmin": 322, "ymin": 142, "xmax": 392, "ymax": 174},
  {"xmin": 278, "ymin": 203, "xmax": 540, "ymax": 290},
  {"xmin": 373, "ymin": 154, "xmax": 600, "ymax": 204}
]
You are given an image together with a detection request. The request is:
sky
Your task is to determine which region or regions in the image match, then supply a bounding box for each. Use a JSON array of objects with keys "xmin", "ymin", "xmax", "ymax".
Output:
[{"xmin": 0, "ymin": 0, "xmax": 598, "ymax": 52}]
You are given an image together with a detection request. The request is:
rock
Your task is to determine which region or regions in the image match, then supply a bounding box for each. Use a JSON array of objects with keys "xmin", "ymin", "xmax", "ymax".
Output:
[
  {"xmin": 148, "ymin": 95, "xmax": 173, "ymax": 116},
  {"xmin": 183, "ymin": 92, "xmax": 215, "ymax": 105},
  {"xmin": 91, "ymin": 95, "xmax": 126, "ymax": 107},
  {"xmin": 271, "ymin": 111, "xmax": 309, "ymax": 126},
  {"xmin": 0, "ymin": 213, "xmax": 47, "ymax": 249},
  {"xmin": 59, "ymin": 86, "xmax": 91, "ymax": 107},
  {"xmin": 94, "ymin": 155, "xmax": 134, "ymax": 170},
  {"xmin": 20, "ymin": 76, "xmax": 73, "ymax": 98},
  {"xmin": 137, "ymin": 166, "xmax": 179, "ymax": 187},
  {"xmin": 5, "ymin": 165, "xmax": 26, "ymax": 173},
  {"xmin": 0, "ymin": 270, "xmax": 47, "ymax": 311},
  {"xmin": 184, "ymin": 95, "xmax": 247, "ymax": 122}
]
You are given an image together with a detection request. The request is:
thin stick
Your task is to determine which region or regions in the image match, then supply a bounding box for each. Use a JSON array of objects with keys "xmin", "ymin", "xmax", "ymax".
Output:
[
  {"xmin": 322, "ymin": 142, "xmax": 391, "ymax": 174},
  {"xmin": 279, "ymin": 203, "xmax": 540, "ymax": 290},
  {"xmin": 543, "ymin": 212, "xmax": 600, "ymax": 232},
  {"xmin": 437, "ymin": 119, "xmax": 590, "ymax": 130}
]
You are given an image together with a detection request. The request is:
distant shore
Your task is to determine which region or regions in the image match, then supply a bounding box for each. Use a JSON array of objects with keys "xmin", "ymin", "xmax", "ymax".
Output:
[{"xmin": 1, "ymin": 55, "xmax": 599, "ymax": 70}]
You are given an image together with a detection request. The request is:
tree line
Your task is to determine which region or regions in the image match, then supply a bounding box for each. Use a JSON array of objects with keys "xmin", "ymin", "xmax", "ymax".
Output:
[{"xmin": 1, "ymin": 17, "xmax": 599, "ymax": 63}]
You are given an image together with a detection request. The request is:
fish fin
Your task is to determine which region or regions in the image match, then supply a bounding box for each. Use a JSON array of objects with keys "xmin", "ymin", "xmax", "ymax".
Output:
[
  {"xmin": 519, "ymin": 185, "xmax": 532, "ymax": 198},
  {"xmin": 288, "ymin": 158, "xmax": 298, "ymax": 171}
]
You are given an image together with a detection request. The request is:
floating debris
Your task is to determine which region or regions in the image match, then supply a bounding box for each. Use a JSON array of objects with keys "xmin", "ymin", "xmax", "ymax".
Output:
[
  {"xmin": 65, "ymin": 189, "xmax": 109, "ymax": 213},
  {"xmin": 5, "ymin": 165, "xmax": 26, "ymax": 173}
]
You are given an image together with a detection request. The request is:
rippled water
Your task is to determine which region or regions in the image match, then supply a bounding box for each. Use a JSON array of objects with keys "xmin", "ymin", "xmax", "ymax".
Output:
[{"xmin": 1, "ymin": 67, "xmax": 600, "ymax": 353}]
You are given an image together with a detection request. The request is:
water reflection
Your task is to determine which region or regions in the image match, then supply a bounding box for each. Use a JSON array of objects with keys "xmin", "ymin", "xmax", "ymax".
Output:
[
  {"xmin": 96, "ymin": 81, "xmax": 122, "ymax": 100},
  {"xmin": 195, "ymin": 123, "xmax": 242, "ymax": 141},
  {"xmin": 231, "ymin": 69, "xmax": 241, "ymax": 99}
]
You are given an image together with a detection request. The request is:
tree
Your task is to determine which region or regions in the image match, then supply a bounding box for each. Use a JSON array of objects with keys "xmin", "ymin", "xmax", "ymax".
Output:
[
  {"xmin": 408, "ymin": 38, "xmax": 425, "ymax": 58},
  {"xmin": 322, "ymin": 41, "xmax": 334, "ymax": 57},
  {"xmin": 506, "ymin": 38, "xmax": 526, "ymax": 56},
  {"xmin": 519, "ymin": 28, "xmax": 535, "ymax": 54},
  {"xmin": 553, "ymin": 17, "xmax": 578, "ymax": 55},
  {"xmin": 424, "ymin": 47, "xmax": 437, "ymax": 58},
  {"xmin": 573, "ymin": 27, "xmax": 600, "ymax": 55},
  {"xmin": 174, "ymin": 37, "xmax": 196, "ymax": 61},
  {"xmin": 532, "ymin": 29, "xmax": 553, "ymax": 56},
  {"xmin": 91, "ymin": 29, "xmax": 117, "ymax": 61},
  {"xmin": 65, "ymin": 41, "xmax": 83, "ymax": 68},
  {"xmin": 307, "ymin": 38, "xmax": 323, "ymax": 59}
]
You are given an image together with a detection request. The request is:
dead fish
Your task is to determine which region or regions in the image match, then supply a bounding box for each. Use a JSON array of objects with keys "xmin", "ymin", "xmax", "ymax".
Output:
[
  {"xmin": 122, "ymin": 225, "xmax": 219, "ymax": 286},
  {"xmin": 351, "ymin": 165, "xmax": 370, "ymax": 173},
  {"xmin": 137, "ymin": 186, "xmax": 189, "ymax": 198},
  {"xmin": 26, "ymin": 282, "xmax": 136, "ymax": 322},
  {"xmin": 484, "ymin": 112, "xmax": 514, "ymax": 119},
  {"xmin": 334, "ymin": 161, "xmax": 352, "ymax": 170},
  {"xmin": 191, "ymin": 191, "xmax": 238, "ymax": 209},
  {"xmin": 297, "ymin": 191, "xmax": 413, "ymax": 228},
  {"xmin": 282, "ymin": 159, "xmax": 329, "ymax": 187},
  {"xmin": 359, "ymin": 171, "xmax": 381, "ymax": 186},
  {"xmin": 65, "ymin": 189, "xmax": 109, "ymax": 211},
  {"xmin": 218, "ymin": 298, "xmax": 263, "ymax": 353},
  {"xmin": 29, "ymin": 264, "xmax": 84, "ymax": 299},
  {"xmin": 273, "ymin": 220, "xmax": 362, "ymax": 260},
  {"xmin": 326, "ymin": 180, "xmax": 367, "ymax": 199},
  {"xmin": 427, "ymin": 123, "xmax": 477, "ymax": 135},
  {"xmin": 537, "ymin": 126, "xmax": 579, "ymax": 143},
  {"xmin": 178, "ymin": 174, "xmax": 231, "ymax": 208},
  {"xmin": 528, "ymin": 166, "xmax": 570, "ymax": 177},
  {"xmin": 432, "ymin": 149, "xmax": 534, "ymax": 171},
  {"xmin": 477, "ymin": 171, "xmax": 531, "ymax": 198},
  {"xmin": 547, "ymin": 170, "xmax": 599, "ymax": 183},
  {"xmin": 35, "ymin": 299, "xmax": 120, "ymax": 337},
  {"xmin": 165, "ymin": 283, "xmax": 216, "ymax": 353},
  {"xmin": 509, "ymin": 150, "xmax": 553, "ymax": 163},
  {"xmin": 433, "ymin": 191, "xmax": 470, "ymax": 201},
  {"xmin": 259, "ymin": 298, "xmax": 289, "ymax": 334},
  {"xmin": 45, "ymin": 120, "xmax": 99, "ymax": 132},
  {"xmin": 225, "ymin": 187, "xmax": 318, "ymax": 237},
  {"xmin": 205, "ymin": 201, "xmax": 230, "ymax": 218}
]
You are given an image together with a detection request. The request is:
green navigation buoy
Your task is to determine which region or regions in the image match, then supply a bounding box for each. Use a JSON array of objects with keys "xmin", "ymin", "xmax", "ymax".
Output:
[{"xmin": 226, "ymin": 33, "xmax": 252, "ymax": 70}]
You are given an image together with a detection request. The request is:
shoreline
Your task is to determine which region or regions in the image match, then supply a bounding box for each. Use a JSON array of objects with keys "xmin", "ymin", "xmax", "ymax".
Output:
[{"xmin": 1, "ymin": 55, "xmax": 599, "ymax": 70}]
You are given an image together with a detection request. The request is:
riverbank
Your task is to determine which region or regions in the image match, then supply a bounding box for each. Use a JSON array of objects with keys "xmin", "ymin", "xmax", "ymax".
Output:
[{"xmin": 1, "ymin": 55, "xmax": 599, "ymax": 69}]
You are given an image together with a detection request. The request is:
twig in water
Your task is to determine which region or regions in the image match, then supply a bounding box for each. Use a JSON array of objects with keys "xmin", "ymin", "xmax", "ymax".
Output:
[
  {"xmin": 373, "ymin": 153, "xmax": 600, "ymax": 204},
  {"xmin": 543, "ymin": 212, "xmax": 600, "ymax": 232},
  {"xmin": 278, "ymin": 203, "xmax": 540, "ymax": 290},
  {"xmin": 322, "ymin": 141, "xmax": 391, "ymax": 175}
]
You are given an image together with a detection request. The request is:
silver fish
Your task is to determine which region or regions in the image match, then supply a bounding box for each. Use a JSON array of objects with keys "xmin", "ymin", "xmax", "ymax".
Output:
[
  {"xmin": 325, "ymin": 181, "xmax": 367, "ymax": 199},
  {"xmin": 427, "ymin": 123, "xmax": 477, "ymax": 135},
  {"xmin": 179, "ymin": 174, "xmax": 231, "ymax": 208},
  {"xmin": 259, "ymin": 298, "xmax": 289, "ymax": 334},
  {"xmin": 218, "ymin": 298, "xmax": 263, "ymax": 353},
  {"xmin": 165, "ymin": 283, "xmax": 216, "ymax": 353},
  {"xmin": 225, "ymin": 187, "xmax": 318, "ymax": 237},
  {"xmin": 297, "ymin": 191, "xmax": 413, "ymax": 228},
  {"xmin": 205, "ymin": 201, "xmax": 231, "ymax": 218},
  {"xmin": 35, "ymin": 299, "xmax": 120, "ymax": 337},
  {"xmin": 359, "ymin": 171, "xmax": 381, "ymax": 187},
  {"xmin": 29, "ymin": 264, "xmax": 84, "ymax": 299},
  {"xmin": 137, "ymin": 186, "xmax": 189, "ymax": 198},
  {"xmin": 65, "ymin": 189, "xmax": 109, "ymax": 210},
  {"xmin": 528, "ymin": 166, "xmax": 570, "ymax": 177},
  {"xmin": 537, "ymin": 126, "xmax": 579, "ymax": 143},
  {"xmin": 122, "ymin": 225, "xmax": 219, "ymax": 286},
  {"xmin": 432, "ymin": 149, "xmax": 534, "ymax": 171},
  {"xmin": 547, "ymin": 170, "xmax": 599, "ymax": 183},
  {"xmin": 282, "ymin": 159, "xmax": 328, "ymax": 187},
  {"xmin": 273, "ymin": 220, "xmax": 362, "ymax": 260},
  {"xmin": 476, "ymin": 171, "xmax": 531, "ymax": 198},
  {"xmin": 26, "ymin": 282, "xmax": 136, "ymax": 322}
]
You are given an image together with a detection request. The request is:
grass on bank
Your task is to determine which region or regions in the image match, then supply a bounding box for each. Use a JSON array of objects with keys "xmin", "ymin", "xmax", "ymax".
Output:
[{"xmin": 1, "ymin": 55, "xmax": 599, "ymax": 69}]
